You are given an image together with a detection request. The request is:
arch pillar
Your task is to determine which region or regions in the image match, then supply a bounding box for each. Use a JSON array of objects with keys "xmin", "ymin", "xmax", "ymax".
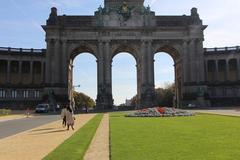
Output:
[
  {"xmin": 96, "ymin": 41, "xmax": 113, "ymax": 109},
  {"xmin": 139, "ymin": 40, "xmax": 156, "ymax": 108},
  {"xmin": 183, "ymin": 38, "xmax": 210, "ymax": 107},
  {"xmin": 44, "ymin": 39, "xmax": 69, "ymax": 107}
]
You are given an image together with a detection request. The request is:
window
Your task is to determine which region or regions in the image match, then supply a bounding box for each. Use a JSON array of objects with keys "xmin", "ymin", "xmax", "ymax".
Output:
[
  {"xmin": 0, "ymin": 90, "xmax": 5, "ymax": 98},
  {"xmin": 229, "ymin": 59, "xmax": 237, "ymax": 71},
  {"xmin": 11, "ymin": 90, "xmax": 17, "ymax": 98},
  {"xmin": 207, "ymin": 60, "xmax": 215, "ymax": 72},
  {"xmin": 23, "ymin": 90, "xmax": 29, "ymax": 98},
  {"xmin": 218, "ymin": 60, "xmax": 226, "ymax": 72},
  {"xmin": 33, "ymin": 62, "xmax": 41, "ymax": 74},
  {"xmin": 0, "ymin": 61, "xmax": 7, "ymax": 73},
  {"xmin": 11, "ymin": 61, "xmax": 19, "ymax": 73},
  {"xmin": 34, "ymin": 90, "xmax": 40, "ymax": 98},
  {"xmin": 22, "ymin": 62, "xmax": 30, "ymax": 74}
]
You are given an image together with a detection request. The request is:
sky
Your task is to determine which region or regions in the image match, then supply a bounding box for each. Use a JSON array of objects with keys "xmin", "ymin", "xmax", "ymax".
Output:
[{"xmin": 0, "ymin": 0, "xmax": 240, "ymax": 104}]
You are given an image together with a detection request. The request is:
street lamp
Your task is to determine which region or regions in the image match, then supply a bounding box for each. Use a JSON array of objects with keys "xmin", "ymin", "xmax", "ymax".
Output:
[{"xmin": 71, "ymin": 84, "xmax": 81, "ymax": 110}]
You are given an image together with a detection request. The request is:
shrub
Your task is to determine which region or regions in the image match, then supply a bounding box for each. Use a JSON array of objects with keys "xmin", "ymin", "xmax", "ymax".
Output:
[{"xmin": 0, "ymin": 109, "xmax": 11, "ymax": 115}]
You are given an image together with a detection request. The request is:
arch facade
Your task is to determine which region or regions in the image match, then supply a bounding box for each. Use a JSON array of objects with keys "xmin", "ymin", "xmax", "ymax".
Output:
[{"xmin": 42, "ymin": 0, "xmax": 208, "ymax": 109}]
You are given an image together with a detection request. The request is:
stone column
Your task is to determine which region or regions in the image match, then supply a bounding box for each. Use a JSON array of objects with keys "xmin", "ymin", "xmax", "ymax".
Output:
[
  {"xmin": 139, "ymin": 40, "xmax": 156, "ymax": 108},
  {"xmin": 30, "ymin": 61, "xmax": 34, "ymax": 84},
  {"xmin": 96, "ymin": 41, "xmax": 113, "ymax": 109},
  {"xmin": 237, "ymin": 59, "xmax": 240, "ymax": 80},
  {"xmin": 182, "ymin": 40, "xmax": 189, "ymax": 83},
  {"xmin": 226, "ymin": 59, "xmax": 229, "ymax": 81},
  {"xmin": 7, "ymin": 60, "xmax": 11, "ymax": 84},
  {"xmin": 45, "ymin": 39, "xmax": 53, "ymax": 84},
  {"xmin": 204, "ymin": 60, "xmax": 208, "ymax": 82},
  {"xmin": 18, "ymin": 61, "xmax": 22, "ymax": 84},
  {"xmin": 97, "ymin": 41, "xmax": 104, "ymax": 87},
  {"xmin": 147, "ymin": 40, "xmax": 154, "ymax": 86},
  {"xmin": 105, "ymin": 40, "xmax": 113, "ymax": 108},
  {"xmin": 136, "ymin": 63, "xmax": 141, "ymax": 108},
  {"xmin": 189, "ymin": 39, "xmax": 196, "ymax": 82},
  {"xmin": 105, "ymin": 41, "xmax": 112, "ymax": 87},
  {"xmin": 215, "ymin": 60, "xmax": 219, "ymax": 81},
  {"xmin": 53, "ymin": 40, "xmax": 60, "ymax": 83},
  {"xmin": 140, "ymin": 40, "xmax": 147, "ymax": 86},
  {"xmin": 196, "ymin": 38, "xmax": 205, "ymax": 82},
  {"xmin": 174, "ymin": 60, "xmax": 181, "ymax": 108},
  {"xmin": 62, "ymin": 40, "xmax": 68, "ymax": 85},
  {"xmin": 41, "ymin": 61, "xmax": 45, "ymax": 84}
]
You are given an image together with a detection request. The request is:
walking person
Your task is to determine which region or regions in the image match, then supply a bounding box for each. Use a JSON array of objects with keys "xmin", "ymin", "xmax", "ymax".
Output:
[
  {"xmin": 61, "ymin": 106, "xmax": 67, "ymax": 127},
  {"xmin": 26, "ymin": 107, "xmax": 30, "ymax": 118},
  {"xmin": 66, "ymin": 106, "xmax": 75, "ymax": 130}
]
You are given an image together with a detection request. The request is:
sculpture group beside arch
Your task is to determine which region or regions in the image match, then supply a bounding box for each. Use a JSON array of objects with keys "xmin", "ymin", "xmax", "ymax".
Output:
[{"xmin": 1, "ymin": 0, "xmax": 240, "ymax": 109}]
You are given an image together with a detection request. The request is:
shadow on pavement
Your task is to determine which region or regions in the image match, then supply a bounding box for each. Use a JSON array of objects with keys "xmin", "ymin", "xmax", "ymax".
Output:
[
  {"xmin": 30, "ymin": 128, "xmax": 56, "ymax": 132},
  {"xmin": 29, "ymin": 129, "xmax": 67, "ymax": 135}
]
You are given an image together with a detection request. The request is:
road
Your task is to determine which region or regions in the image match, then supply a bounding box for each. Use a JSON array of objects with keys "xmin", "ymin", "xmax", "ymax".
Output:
[{"xmin": 0, "ymin": 114, "xmax": 60, "ymax": 139}]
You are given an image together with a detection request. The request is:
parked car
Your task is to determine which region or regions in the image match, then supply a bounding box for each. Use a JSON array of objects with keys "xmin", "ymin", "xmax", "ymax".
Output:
[
  {"xmin": 35, "ymin": 104, "xmax": 50, "ymax": 113},
  {"xmin": 187, "ymin": 103, "xmax": 196, "ymax": 108}
]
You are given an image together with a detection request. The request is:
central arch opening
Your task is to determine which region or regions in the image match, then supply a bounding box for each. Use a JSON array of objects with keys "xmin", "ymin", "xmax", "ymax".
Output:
[{"xmin": 112, "ymin": 52, "xmax": 137, "ymax": 107}]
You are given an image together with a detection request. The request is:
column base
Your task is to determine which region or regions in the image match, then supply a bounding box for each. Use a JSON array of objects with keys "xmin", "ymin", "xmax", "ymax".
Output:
[
  {"xmin": 96, "ymin": 93, "xmax": 113, "ymax": 110},
  {"xmin": 43, "ymin": 87, "xmax": 69, "ymax": 108},
  {"xmin": 182, "ymin": 85, "xmax": 211, "ymax": 108},
  {"xmin": 139, "ymin": 89, "xmax": 156, "ymax": 108}
]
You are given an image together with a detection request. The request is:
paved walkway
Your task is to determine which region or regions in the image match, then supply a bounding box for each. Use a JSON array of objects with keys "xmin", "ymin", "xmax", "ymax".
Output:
[
  {"xmin": 193, "ymin": 108, "xmax": 240, "ymax": 117},
  {"xmin": 84, "ymin": 114, "xmax": 109, "ymax": 160},
  {"xmin": 0, "ymin": 115, "xmax": 60, "ymax": 139},
  {"xmin": 0, "ymin": 114, "xmax": 96, "ymax": 160},
  {"xmin": 0, "ymin": 114, "xmax": 27, "ymax": 122}
]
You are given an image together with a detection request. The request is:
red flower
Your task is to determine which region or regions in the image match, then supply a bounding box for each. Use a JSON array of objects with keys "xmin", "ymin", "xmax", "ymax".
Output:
[
  {"xmin": 157, "ymin": 107, "xmax": 166, "ymax": 114},
  {"xmin": 141, "ymin": 109, "xmax": 148, "ymax": 112}
]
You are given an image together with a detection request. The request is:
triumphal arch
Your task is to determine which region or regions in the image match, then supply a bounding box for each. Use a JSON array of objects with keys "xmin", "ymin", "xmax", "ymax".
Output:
[
  {"xmin": 2, "ymin": 0, "xmax": 240, "ymax": 109},
  {"xmin": 42, "ymin": 0, "xmax": 207, "ymax": 109}
]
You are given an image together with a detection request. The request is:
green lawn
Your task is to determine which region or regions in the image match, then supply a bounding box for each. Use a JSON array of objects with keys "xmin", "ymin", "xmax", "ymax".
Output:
[
  {"xmin": 43, "ymin": 114, "xmax": 103, "ymax": 160},
  {"xmin": 110, "ymin": 113, "xmax": 240, "ymax": 160}
]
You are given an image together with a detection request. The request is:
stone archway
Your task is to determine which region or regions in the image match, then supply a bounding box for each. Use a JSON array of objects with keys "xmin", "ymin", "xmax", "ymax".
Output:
[
  {"xmin": 111, "ymin": 52, "xmax": 137, "ymax": 106},
  {"xmin": 111, "ymin": 43, "xmax": 141, "ymax": 107},
  {"xmin": 68, "ymin": 44, "xmax": 98, "ymax": 107},
  {"xmin": 153, "ymin": 45, "xmax": 182, "ymax": 108},
  {"xmin": 69, "ymin": 50, "xmax": 97, "ymax": 109},
  {"xmin": 43, "ymin": 0, "xmax": 208, "ymax": 109}
]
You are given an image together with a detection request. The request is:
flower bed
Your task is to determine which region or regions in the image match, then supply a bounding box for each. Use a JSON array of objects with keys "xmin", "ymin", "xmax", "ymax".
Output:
[{"xmin": 126, "ymin": 107, "xmax": 195, "ymax": 117}]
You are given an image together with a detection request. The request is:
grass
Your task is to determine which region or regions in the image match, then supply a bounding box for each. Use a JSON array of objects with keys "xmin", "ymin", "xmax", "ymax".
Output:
[
  {"xmin": 43, "ymin": 114, "xmax": 103, "ymax": 160},
  {"xmin": 110, "ymin": 113, "xmax": 240, "ymax": 160}
]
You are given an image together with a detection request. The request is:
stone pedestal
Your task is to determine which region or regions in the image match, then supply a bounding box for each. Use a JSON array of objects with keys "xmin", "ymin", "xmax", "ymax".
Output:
[
  {"xmin": 96, "ymin": 93, "xmax": 113, "ymax": 109},
  {"xmin": 139, "ymin": 88, "xmax": 156, "ymax": 108},
  {"xmin": 43, "ymin": 87, "xmax": 69, "ymax": 105},
  {"xmin": 196, "ymin": 96, "xmax": 211, "ymax": 107}
]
